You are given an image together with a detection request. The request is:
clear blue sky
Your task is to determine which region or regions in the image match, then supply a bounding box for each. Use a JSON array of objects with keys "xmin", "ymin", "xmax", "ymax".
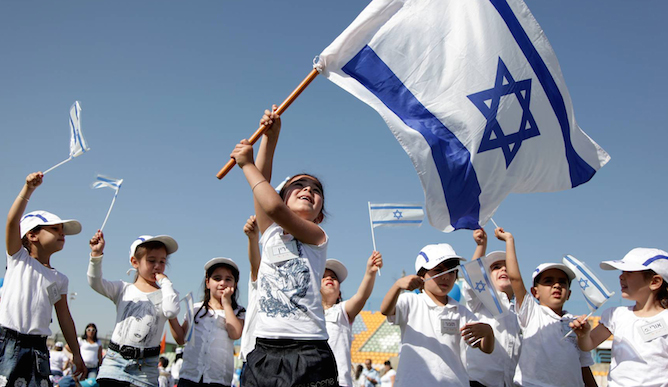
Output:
[{"xmin": 1, "ymin": 0, "xmax": 667, "ymax": 341}]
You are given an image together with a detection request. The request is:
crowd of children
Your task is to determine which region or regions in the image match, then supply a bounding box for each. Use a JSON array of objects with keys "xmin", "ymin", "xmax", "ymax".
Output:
[{"xmin": 1, "ymin": 107, "xmax": 666, "ymax": 387}]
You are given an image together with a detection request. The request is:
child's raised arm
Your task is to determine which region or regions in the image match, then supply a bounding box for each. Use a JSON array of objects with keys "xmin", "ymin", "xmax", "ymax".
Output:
[
  {"xmin": 380, "ymin": 275, "xmax": 424, "ymax": 317},
  {"xmin": 495, "ymin": 227, "xmax": 527, "ymax": 308},
  {"xmin": 6, "ymin": 172, "xmax": 42, "ymax": 255},
  {"xmin": 253, "ymin": 106, "xmax": 281, "ymax": 233},
  {"xmin": 345, "ymin": 251, "xmax": 383, "ymax": 321},
  {"xmin": 231, "ymin": 140, "xmax": 325, "ymax": 246},
  {"xmin": 471, "ymin": 228, "xmax": 487, "ymax": 261},
  {"xmin": 244, "ymin": 215, "xmax": 261, "ymax": 282}
]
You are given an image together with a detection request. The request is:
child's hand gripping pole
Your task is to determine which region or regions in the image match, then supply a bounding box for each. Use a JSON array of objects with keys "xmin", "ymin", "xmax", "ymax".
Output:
[{"xmin": 216, "ymin": 68, "xmax": 320, "ymax": 179}]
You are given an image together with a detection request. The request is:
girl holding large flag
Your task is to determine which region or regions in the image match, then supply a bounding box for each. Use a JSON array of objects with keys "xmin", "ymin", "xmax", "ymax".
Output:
[{"xmin": 230, "ymin": 107, "xmax": 338, "ymax": 386}]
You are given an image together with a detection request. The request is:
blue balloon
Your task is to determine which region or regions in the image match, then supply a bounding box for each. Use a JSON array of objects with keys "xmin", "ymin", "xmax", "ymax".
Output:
[{"xmin": 448, "ymin": 282, "xmax": 461, "ymax": 302}]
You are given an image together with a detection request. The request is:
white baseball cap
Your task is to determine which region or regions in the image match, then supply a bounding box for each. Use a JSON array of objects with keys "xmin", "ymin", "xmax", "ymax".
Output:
[
  {"xmin": 54, "ymin": 341, "xmax": 64, "ymax": 349},
  {"xmin": 600, "ymin": 248, "xmax": 668, "ymax": 282},
  {"xmin": 482, "ymin": 251, "xmax": 506, "ymax": 269},
  {"xmin": 129, "ymin": 235, "xmax": 178, "ymax": 262},
  {"xmin": 20, "ymin": 210, "xmax": 81, "ymax": 238},
  {"xmin": 204, "ymin": 257, "xmax": 239, "ymax": 273},
  {"xmin": 532, "ymin": 263, "xmax": 576, "ymax": 285},
  {"xmin": 415, "ymin": 243, "xmax": 465, "ymax": 274},
  {"xmin": 325, "ymin": 259, "xmax": 348, "ymax": 283}
]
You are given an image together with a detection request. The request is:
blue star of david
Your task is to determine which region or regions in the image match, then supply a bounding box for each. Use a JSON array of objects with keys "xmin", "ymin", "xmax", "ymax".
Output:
[
  {"xmin": 579, "ymin": 278, "xmax": 589, "ymax": 290},
  {"xmin": 393, "ymin": 210, "xmax": 403, "ymax": 220},
  {"xmin": 474, "ymin": 280, "xmax": 486, "ymax": 293},
  {"xmin": 468, "ymin": 58, "xmax": 540, "ymax": 168}
]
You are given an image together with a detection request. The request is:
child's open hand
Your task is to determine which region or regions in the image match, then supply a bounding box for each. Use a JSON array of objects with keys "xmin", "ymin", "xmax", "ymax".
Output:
[
  {"xmin": 231, "ymin": 139, "xmax": 254, "ymax": 168},
  {"xmin": 244, "ymin": 215, "xmax": 258, "ymax": 239},
  {"xmin": 367, "ymin": 251, "xmax": 383, "ymax": 274},
  {"xmin": 461, "ymin": 322, "xmax": 492, "ymax": 348},
  {"xmin": 25, "ymin": 172, "xmax": 43, "ymax": 190},
  {"xmin": 569, "ymin": 315, "xmax": 591, "ymax": 337},
  {"xmin": 260, "ymin": 104, "xmax": 281, "ymax": 139},
  {"xmin": 473, "ymin": 228, "xmax": 487, "ymax": 246},
  {"xmin": 71, "ymin": 354, "xmax": 87, "ymax": 380},
  {"xmin": 89, "ymin": 230, "xmax": 105, "ymax": 257},
  {"xmin": 395, "ymin": 275, "xmax": 423, "ymax": 291},
  {"xmin": 494, "ymin": 227, "xmax": 513, "ymax": 242}
]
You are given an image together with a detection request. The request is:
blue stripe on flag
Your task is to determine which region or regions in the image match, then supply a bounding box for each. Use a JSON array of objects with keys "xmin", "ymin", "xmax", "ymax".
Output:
[
  {"xmin": 343, "ymin": 46, "xmax": 482, "ymax": 230},
  {"xmin": 372, "ymin": 220, "xmax": 422, "ymax": 225},
  {"xmin": 583, "ymin": 295, "xmax": 598, "ymax": 310},
  {"xmin": 563, "ymin": 255, "xmax": 611, "ymax": 302},
  {"xmin": 370, "ymin": 205, "xmax": 423, "ymax": 210},
  {"xmin": 489, "ymin": 0, "xmax": 596, "ymax": 187},
  {"xmin": 477, "ymin": 259, "xmax": 504, "ymax": 314},
  {"xmin": 70, "ymin": 117, "xmax": 86, "ymax": 154}
]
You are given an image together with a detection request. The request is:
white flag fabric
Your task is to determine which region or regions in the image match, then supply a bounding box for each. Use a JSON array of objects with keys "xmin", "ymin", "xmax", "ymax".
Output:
[
  {"xmin": 562, "ymin": 254, "xmax": 614, "ymax": 313},
  {"xmin": 69, "ymin": 101, "xmax": 89, "ymax": 158},
  {"xmin": 369, "ymin": 203, "xmax": 424, "ymax": 228},
  {"xmin": 317, "ymin": 0, "xmax": 610, "ymax": 232},
  {"xmin": 460, "ymin": 259, "xmax": 507, "ymax": 317},
  {"xmin": 92, "ymin": 174, "xmax": 123, "ymax": 192},
  {"xmin": 183, "ymin": 292, "xmax": 195, "ymax": 343}
]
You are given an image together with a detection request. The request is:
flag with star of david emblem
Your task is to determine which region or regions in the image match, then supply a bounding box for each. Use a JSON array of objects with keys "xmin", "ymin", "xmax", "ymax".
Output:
[
  {"xmin": 369, "ymin": 203, "xmax": 424, "ymax": 228},
  {"xmin": 316, "ymin": 0, "xmax": 610, "ymax": 232},
  {"xmin": 460, "ymin": 258, "xmax": 507, "ymax": 317},
  {"xmin": 562, "ymin": 254, "xmax": 614, "ymax": 313}
]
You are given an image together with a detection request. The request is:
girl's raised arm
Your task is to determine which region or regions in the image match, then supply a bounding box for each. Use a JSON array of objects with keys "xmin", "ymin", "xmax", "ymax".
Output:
[
  {"xmin": 253, "ymin": 106, "xmax": 281, "ymax": 233},
  {"xmin": 495, "ymin": 228, "xmax": 527, "ymax": 308},
  {"xmin": 345, "ymin": 251, "xmax": 382, "ymax": 321},
  {"xmin": 6, "ymin": 172, "xmax": 42, "ymax": 255}
]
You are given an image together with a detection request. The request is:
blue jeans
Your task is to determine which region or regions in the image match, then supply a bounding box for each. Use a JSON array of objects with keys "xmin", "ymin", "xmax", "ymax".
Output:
[
  {"xmin": 0, "ymin": 327, "xmax": 51, "ymax": 387},
  {"xmin": 97, "ymin": 349, "xmax": 159, "ymax": 387}
]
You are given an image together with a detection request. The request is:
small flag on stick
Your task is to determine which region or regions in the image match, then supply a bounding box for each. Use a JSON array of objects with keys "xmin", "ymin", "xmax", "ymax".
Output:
[
  {"xmin": 459, "ymin": 259, "xmax": 507, "ymax": 317},
  {"xmin": 44, "ymin": 101, "xmax": 90, "ymax": 174},
  {"xmin": 92, "ymin": 174, "xmax": 123, "ymax": 231}
]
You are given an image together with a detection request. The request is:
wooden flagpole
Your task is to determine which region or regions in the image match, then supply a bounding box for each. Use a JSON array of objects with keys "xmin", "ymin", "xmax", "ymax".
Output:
[{"xmin": 216, "ymin": 68, "xmax": 320, "ymax": 179}]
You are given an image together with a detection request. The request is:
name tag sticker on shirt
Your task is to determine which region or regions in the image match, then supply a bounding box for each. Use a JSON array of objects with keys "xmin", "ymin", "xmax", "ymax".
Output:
[
  {"xmin": 440, "ymin": 318, "xmax": 459, "ymax": 335},
  {"xmin": 638, "ymin": 318, "xmax": 668, "ymax": 342},
  {"xmin": 266, "ymin": 240, "xmax": 300, "ymax": 263},
  {"xmin": 46, "ymin": 282, "xmax": 61, "ymax": 305}
]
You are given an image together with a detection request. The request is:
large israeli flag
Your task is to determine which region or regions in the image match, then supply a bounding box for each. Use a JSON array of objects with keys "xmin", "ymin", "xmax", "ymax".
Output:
[{"xmin": 317, "ymin": 0, "xmax": 610, "ymax": 232}]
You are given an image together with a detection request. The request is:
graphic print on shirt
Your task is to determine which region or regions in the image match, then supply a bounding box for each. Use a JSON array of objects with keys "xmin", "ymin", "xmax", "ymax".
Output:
[
  {"xmin": 117, "ymin": 297, "xmax": 161, "ymax": 346},
  {"xmin": 259, "ymin": 250, "xmax": 310, "ymax": 318}
]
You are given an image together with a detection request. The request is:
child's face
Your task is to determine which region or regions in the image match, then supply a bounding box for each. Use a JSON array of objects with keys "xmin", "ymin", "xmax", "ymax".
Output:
[
  {"xmin": 321, "ymin": 269, "xmax": 341, "ymax": 300},
  {"xmin": 531, "ymin": 268, "xmax": 571, "ymax": 310},
  {"xmin": 489, "ymin": 260, "xmax": 512, "ymax": 294},
  {"xmin": 423, "ymin": 261, "xmax": 457, "ymax": 299},
  {"xmin": 29, "ymin": 224, "xmax": 66, "ymax": 253},
  {"xmin": 283, "ymin": 175, "xmax": 324, "ymax": 223},
  {"xmin": 207, "ymin": 266, "xmax": 237, "ymax": 300},
  {"xmin": 132, "ymin": 247, "xmax": 167, "ymax": 283},
  {"xmin": 619, "ymin": 271, "xmax": 651, "ymax": 301}
]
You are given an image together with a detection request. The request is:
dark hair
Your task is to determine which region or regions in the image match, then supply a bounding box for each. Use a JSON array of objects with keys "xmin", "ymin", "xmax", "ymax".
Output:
[
  {"xmin": 81, "ymin": 323, "xmax": 98, "ymax": 342},
  {"xmin": 532, "ymin": 270, "xmax": 572, "ymax": 288},
  {"xmin": 418, "ymin": 259, "xmax": 459, "ymax": 278},
  {"xmin": 642, "ymin": 270, "xmax": 668, "ymax": 309},
  {"xmin": 278, "ymin": 174, "xmax": 327, "ymax": 223},
  {"xmin": 159, "ymin": 357, "xmax": 169, "ymax": 367},
  {"xmin": 384, "ymin": 360, "xmax": 392, "ymax": 368},
  {"xmin": 354, "ymin": 364, "xmax": 364, "ymax": 379},
  {"xmin": 194, "ymin": 263, "xmax": 244, "ymax": 324},
  {"xmin": 132, "ymin": 241, "xmax": 169, "ymax": 282},
  {"xmin": 21, "ymin": 226, "xmax": 42, "ymax": 253}
]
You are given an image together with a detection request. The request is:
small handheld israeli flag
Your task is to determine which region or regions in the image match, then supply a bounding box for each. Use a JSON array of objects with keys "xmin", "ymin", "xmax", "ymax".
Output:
[
  {"xmin": 183, "ymin": 292, "xmax": 195, "ymax": 343},
  {"xmin": 92, "ymin": 174, "xmax": 123, "ymax": 231},
  {"xmin": 44, "ymin": 101, "xmax": 90, "ymax": 174},
  {"xmin": 460, "ymin": 259, "xmax": 508, "ymax": 318},
  {"xmin": 562, "ymin": 254, "xmax": 615, "ymax": 313},
  {"xmin": 369, "ymin": 203, "xmax": 424, "ymax": 228}
]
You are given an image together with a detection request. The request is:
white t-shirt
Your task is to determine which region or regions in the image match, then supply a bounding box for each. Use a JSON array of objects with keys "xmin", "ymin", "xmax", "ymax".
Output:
[
  {"xmin": 0, "ymin": 248, "xmax": 68, "ymax": 335},
  {"xmin": 49, "ymin": 350, "xmax": 69, "ymax": 371},
  {"xmin": 380, "ymin": 369, "xmax": 396, "ymax": 387},
  {"xmin": 462, "ymin": 281, "xmax": 520, "ymax": 387},
  {"xmin": 388, "ymin": 292, "xmax": 478, "ymax": 387},
  {"xmin": 87, "ymin": 255, "xmax": 180, "ymax": 348},
  {"xmin": 78, "ymin": 337, "xmax": 102, "ymax": 368},
  {"xmin": 170, "ymin": 358, "xmax": 183, "ymax": 380},
  {"xmin": 513, "ymin": 294, "xmax": 593, "ymax": 387},
  {"xmin": 325, "ymin": 301, "xmax": 353, "ymax": 387},
  {"xmin": 255, "ymin": 223, "xmax": 328, "ymax": 340},
  {"xmin": 239, "ymin": 277, "xmax": 258, "ymax": 362},
  {"xmin": 180, "ymin": 301, "xmax": 246, "ymax": 385},
  {"xmin": 600, "ymin": 306, "xmax": 668, "ymax": 387}
]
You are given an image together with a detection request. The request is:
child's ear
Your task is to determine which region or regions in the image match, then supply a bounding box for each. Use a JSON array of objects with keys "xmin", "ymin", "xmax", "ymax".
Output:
[
  {"xmin": 27, "ymin": 230, "xmax": 40, "ymax": 242},
  {"xmin": 130, "ymin": 256, "xmax": 140, "ymax": 268},
  {"xmin": 566, "ymin": 289, "xmax": 571, "ymax": 301},
  {"xmin": 649, "ymin": 275, "xmax": 664, "ymax": 291},
  {"xmin": 315, "ymin": 212, "xmax": 324, "ymax": 225},
  {"xmin": 530, "ymin": 286, "xmax": 538, "ymax": 299}
]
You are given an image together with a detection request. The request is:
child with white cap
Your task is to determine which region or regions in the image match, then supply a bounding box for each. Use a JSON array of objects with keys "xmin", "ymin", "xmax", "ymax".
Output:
[
  {"xmin": 169, "ymin": 257, "xmax": 245, "ymax": 387},
  {"xmin": 380, "ymin": 243, "xmax": 494, "ymax": 386},
  {"xmin": 569, "ymin": 247, "xmax": 668, "ymax": 387},
  {"xmin": 462, "ymin": 228, "xmax": 521, "ymax": 387},
  {"xmin": 322, "ymin": 252, "xmax": 383, "ymax": 387},
  {"xmin": 497, "ymin": 227, "xmax": 596, "ymax": 387},
  {"xmin": 87, "ymin": 231, "xmax": 181, "ymax": 387},
  {"xmin": 0, "ymin": 171, "xmax": 86, "ymax": 384}
]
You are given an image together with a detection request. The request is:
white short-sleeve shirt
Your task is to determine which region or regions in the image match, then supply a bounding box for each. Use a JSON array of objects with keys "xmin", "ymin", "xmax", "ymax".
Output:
[
  {"xmin": 325, "ymin": 301, "xmax": 353, "ymax": 387},
  {"xmin": 255, "ymin": 223, "xmax": 328, "ymax": 340},
  {"xmin": 462, "ymin": 281, "xmax": 520, "ymax": 387},
  {"xmin": 513, "ymin": 294, "xmax": 594, "ymax": 387},
  {"xmin": 0, "ymin": 248, "xmax": 68, "ymax": 335},
  {"xmin": 180, "ymin": 301, "xmax": 246, "ymax": 385},
  {"xmin": 388, "ymin": 292, "xmax": 478, "ymax": 387},
  {"xmin": 600, "ymin": 306, "xmax": 668, "ymax": 387},
  {"xmin": 239, "ymin": 277, "xmax": 258, "ymax": 362}
]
